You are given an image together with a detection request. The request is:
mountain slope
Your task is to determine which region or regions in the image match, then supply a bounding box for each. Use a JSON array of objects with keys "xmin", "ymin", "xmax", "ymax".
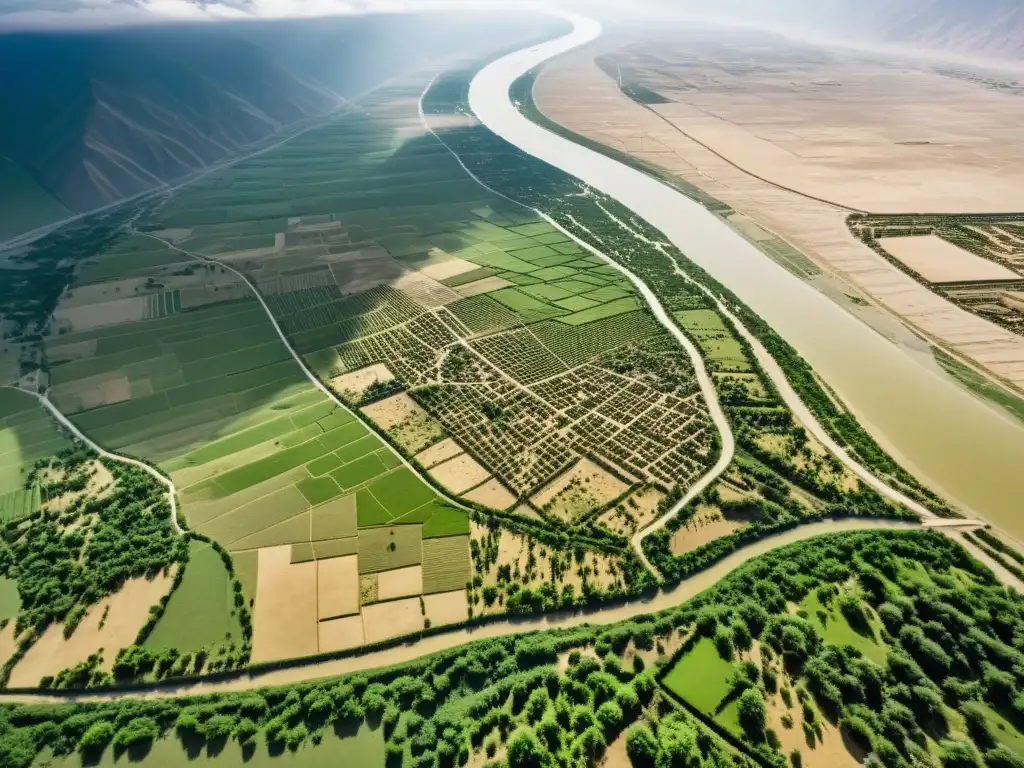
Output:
[{"xmin": 0, "ymin": 12, "xmax": 552, "ymax": 242}]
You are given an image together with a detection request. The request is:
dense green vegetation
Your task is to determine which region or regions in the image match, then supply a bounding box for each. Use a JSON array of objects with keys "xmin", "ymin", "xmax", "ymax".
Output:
[{"xmin": 0, "ymin": 530, "xmax": 1019, "ymax": 768}]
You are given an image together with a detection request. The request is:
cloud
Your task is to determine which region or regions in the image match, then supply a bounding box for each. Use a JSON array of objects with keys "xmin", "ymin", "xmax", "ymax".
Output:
[{"xmin": 0, "ymin": 0, "xmax": 558, "ymax": 29}]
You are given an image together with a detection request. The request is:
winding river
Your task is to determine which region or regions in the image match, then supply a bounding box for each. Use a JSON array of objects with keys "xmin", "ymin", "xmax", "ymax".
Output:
[{"xmin": 469, "ymin": 12, "xmax": 1024, "ymax": 538}]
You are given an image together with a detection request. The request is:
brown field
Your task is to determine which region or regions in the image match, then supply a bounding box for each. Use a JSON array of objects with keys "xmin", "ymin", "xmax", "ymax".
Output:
[
  {"xmin": 317, "ymin": 615, "xmax": 364, "ymax": 654},
  {"xmin": 419, "ymin": 257, "xmax": 480, "ymax": 281},
  {"xmin": 361, "ymin": 597, "xmax": 424, "ymax": 644},
  {"xmin": 428, "ymin": 453, "xmax": 492, "ymax": 494},
  {"xmin": 879, "ymin": 235, "xmax": 1021, "ymax": 283},
  {"xmin": 360, "ymin": 393, "xmax": 444, "ymax": 453},
  {"xmin": 454, "ymin": 276, "xmax": 514, "ymax": 298},
  {"xmin": 376, "ymin": 565, "xmax": 424, "ymax": 601},
  {"xmin": 462, "ymin": 478, "xmax": 517, "ymax": 510},
  {"xmin": 598, "ymin": 486, "xmax": 665, "ymax": 536},
  {"xmin": 535, "ymin": 41, "xmax": 1024, "ymax": 389},
  {"xmin": 330, "ymin": 364, "xmax": 394, "ymax": 401},
  {"xmin": 393, "ymin": 270, "xmax": 462, "ymax": 309},
  {"xmin": 670, "ymin": 508, "xmax": 746, "ymax": 555},
  {"xmin": 414, "ymin": 438, "xmax": 464, "ymax": 469},
  {"xmin": 251, "ymin": 545, "xmax": 318, "ymax": 663},
  {"xmin": 8, "ymin": 571, "xmax": 175, "ymax": 687},
  {"xmin": 531, "ymin": 458, "xmax": 628, "ymax": 521},
  {"xmin": 316, "ymin": 555, "xmax": 360, "ymax": 620},
  {"xmin": 360, "ymin": 574, "xmax": 379, "ymax": 605},
  {"xmin": 423, "ymin": 590, "xmax": 469, "ymax": 628}
]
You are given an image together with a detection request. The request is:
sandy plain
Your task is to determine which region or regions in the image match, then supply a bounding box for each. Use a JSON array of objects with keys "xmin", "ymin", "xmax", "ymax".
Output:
[
  {"xmin": 879, "ymin": 235, "xmax": 1021, "ymax": 283},
  {"xmin": 534, "ymin": 38, "xmax": 1024, "ymax": 390}
]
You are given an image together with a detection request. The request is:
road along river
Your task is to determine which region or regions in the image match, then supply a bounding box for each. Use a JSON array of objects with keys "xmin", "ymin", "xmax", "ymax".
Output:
[
  {"xmin": 0, "ymin": 518, "xmax": 931, "ymax": 703},
  {"xmin": 468, "ymin": 12, "xmax": 1024, "ymax": 540}
]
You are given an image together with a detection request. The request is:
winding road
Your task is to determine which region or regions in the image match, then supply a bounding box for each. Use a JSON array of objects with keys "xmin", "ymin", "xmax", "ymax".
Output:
[{"xmin": 2, "ymin": 385, "xmax": 182, "ymax": 535}]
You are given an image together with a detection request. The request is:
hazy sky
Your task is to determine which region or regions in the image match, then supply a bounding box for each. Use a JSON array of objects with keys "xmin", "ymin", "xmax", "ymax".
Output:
[{"xmin": 0, "ymin": 0, "xmax": 578, "ymax": 27}]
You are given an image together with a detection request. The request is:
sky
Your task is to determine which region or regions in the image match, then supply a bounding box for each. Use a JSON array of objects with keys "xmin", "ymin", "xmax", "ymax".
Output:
[{"xmin": 0, "ymin": 0, "xmax": 576, "ymax": 27}]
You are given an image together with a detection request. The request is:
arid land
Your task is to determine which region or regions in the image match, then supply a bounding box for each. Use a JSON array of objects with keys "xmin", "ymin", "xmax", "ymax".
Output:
[{"xmin": 533, "ymin": 29, "xmax": 1024, "ymax": 393}]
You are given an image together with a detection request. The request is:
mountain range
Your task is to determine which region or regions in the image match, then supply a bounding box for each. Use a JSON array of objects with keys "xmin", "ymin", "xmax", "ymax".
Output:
[{"xmin": 0, "ymin": 11, "xmax": 544, "ymax": 242}]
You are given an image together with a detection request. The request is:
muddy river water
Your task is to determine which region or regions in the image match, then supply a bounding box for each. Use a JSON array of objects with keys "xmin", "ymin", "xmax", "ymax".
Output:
[{"xmin": 468, "ymin": 13, "xmax": 1024, "ymax": 539}]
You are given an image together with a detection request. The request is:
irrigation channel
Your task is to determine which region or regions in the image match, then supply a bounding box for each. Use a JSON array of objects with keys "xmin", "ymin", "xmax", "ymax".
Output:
[{"xmin": 470, "ymin": 12, "xmax": 1024, "ymax": 540}]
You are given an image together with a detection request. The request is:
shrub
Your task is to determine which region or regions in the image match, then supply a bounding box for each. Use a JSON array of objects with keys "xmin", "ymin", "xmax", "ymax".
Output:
[
  {"xmin": 112, "ymin": 717, "xmax": 158, "ymax": 749},
  {"xmin": 77, "ymin": 721, "xmax": 115, "ymax": 753},
  {"xmin": 624, "ymin": 722, "xmax": 658, "ymax": 767},
  {"xmin": 938, "ymin": 739, "xmax": 982, "ymax": 768},
  {"xmin": 596, "ymin": 701, "xmax": 623, "ymax": 734}
]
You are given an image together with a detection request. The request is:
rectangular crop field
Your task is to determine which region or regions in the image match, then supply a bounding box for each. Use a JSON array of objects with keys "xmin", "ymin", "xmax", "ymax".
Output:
[
  {"xmin": 661, "ymin": 637, "xmax": 736, "ymax": 718},
  {"xmin": 676, "ymin": 309, "xmax": 751, "ymax": 372},
  {"xmin": 422, "ymin": 535, "xmax": 471, "ymax": 593},
  {"xmin": 357, "ymin": 525, "xmax": 423, "ymax": 574},
  {"xmin": 0, "ymin": 389, "xmax": 70, "ymax": 494}
]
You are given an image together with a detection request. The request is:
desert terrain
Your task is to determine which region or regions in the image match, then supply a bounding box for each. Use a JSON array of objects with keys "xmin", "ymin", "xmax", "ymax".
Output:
[{"xmin": 533, "ymin": 32, "xmax": 1024, "ymax": 392}]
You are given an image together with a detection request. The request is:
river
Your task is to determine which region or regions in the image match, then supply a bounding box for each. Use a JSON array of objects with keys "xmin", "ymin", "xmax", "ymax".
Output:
[{"xmin": 468, "ymin": 12, "xmax": 1024, "ymax": 539}]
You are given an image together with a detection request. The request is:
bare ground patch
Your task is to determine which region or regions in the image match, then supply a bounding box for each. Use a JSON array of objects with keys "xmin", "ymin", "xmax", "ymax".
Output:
[
  {"xmin": 376, "ymin": 565, "xmax": 424, "ymax": 601},
  {"xmin": 531, "ymin": 458, "xmax": 628, "ymax": 521},
  {"xmin": 361, "ymin": 597, "xmax": 424, "ymax": 644},
  {"xmin": 423, "ymin": 590, "xmax": 468, "ymax": 629},
  {"xmin": 361, "ymin": 393, "xmax": 445, "ymax": 453},
  {"xmin": 454, "ymin": 276, "xmax": 514, "ymax": 297},
  {"xmin": 428, "ymin": 453, "xmax": 492, "ymax": 494},
  {"xmin": 463, "ymin": 478, "xmax": 517, "ymax": 510},
  {"xmin": 414, "ymin": 438, "xmax": 464, "ymax": 469},
  {"xmin": 669, "ymin": 508, "xmax": 746, "ymax": 555},
  {"xmin": 331, "ymin": 364, "xmax": 394, "ymax": 401},
  {"xmin": 8, "ymin": 571, "xmax": 175, "ymax": 687},
  {"xmin": 317, "ymin": 615, "xmax": 364, "ymax": 654},
  {"xmin": 316, "ymin": 555, "xmax": 359, "ymax": 620},
  {"xmin": 598, "ymin": 486, "xmax": 665, "ymax": 537},
  {"xmin": 879, "ymin": 235, "xmax": 1021, "ymax": 283}
]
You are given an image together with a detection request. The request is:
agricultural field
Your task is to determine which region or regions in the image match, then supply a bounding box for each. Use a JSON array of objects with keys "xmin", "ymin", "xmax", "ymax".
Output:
[
  {"xmin": 139, "ymin": 75, "xmax": 717, "ymax": 526},
  {"xmin": 850, "ymin": 214, "xmax": 1024, "ymax": 337}
]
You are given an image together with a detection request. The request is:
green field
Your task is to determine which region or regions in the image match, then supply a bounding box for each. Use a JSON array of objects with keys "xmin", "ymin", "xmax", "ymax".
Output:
[
  {"xmin": 0, "ymin": 574, "xmax": 21, "ymax": 622},
  {"xmin": 661, "ymin": 636, "xmax": 736, "ymax": 718},
  {"xmin": 357, "ymin": 525, "xmax": 423, "ymax": 574},
  {"xmin": 40, "ymin": 722, "xmax": 383, "ymax": 768},
  {"xmin": 799, "ymin": 586, "xmax": 887, "ymax": 664},
  {"xmin": 144, "ymin": 541, "xmax": 243, "ymax": 653},
  {"xmin": 676, "ymin": 309, "xmax": 751, "ymax": 372},
  {"xmin": 0, "ymin": 388, "xmax": 70, "ymax": 495}
]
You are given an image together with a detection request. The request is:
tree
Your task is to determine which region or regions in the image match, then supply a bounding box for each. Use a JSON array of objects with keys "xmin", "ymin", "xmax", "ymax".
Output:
[
  {"xmin": 984, "ymin": 746, "xmax": 1024, "ymax": 768},
  {"xmin": 625, "ymin": 723, "xmax": 658, "ymax": 767},
  {"xmin": 737, "ymin": 687, "xmax": 767, "ymax": 738},
  {"xmin": 506, "ymin": 727, "xmax": 546, "ymax": 768},
  {"xmin": 596, "ymin": 701, "xmax": 623, "ymax": 734},
  {"xmin": 655, "ymin": 715, "xmax": 701, "ymax": 768}
]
